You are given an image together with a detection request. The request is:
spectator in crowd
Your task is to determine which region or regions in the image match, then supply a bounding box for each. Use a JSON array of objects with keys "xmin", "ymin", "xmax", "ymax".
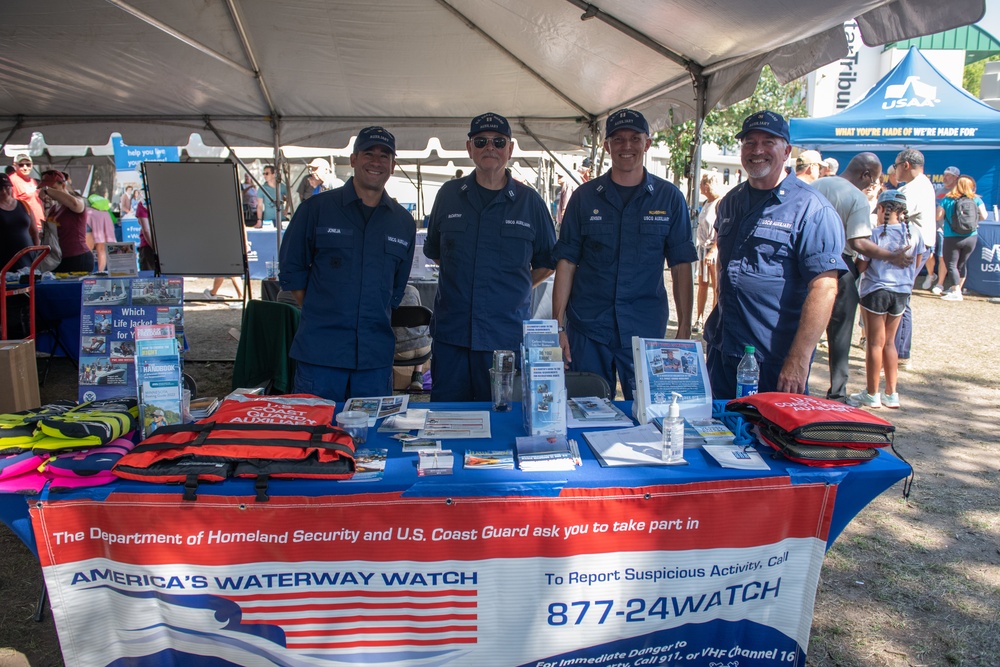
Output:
[
  {"xmin": 849, "ymin": 190, "xmax": 926, "ymax": 409},
  {"xmin": 39, "ymin": 170, "xmax": 94, "ymax": 273},
  {"xmin": 794, "ymin": 150, "xmax": 823, "ymax": 183},
  {"xmin": 424, "ymin": 112, "xmax": 556, "ymax": 401},
  {"xmin": 703, "ymin": 110, "xmax": 846, "ymax": 399},
  {"xmin": 812, "ymin": 152, "xmax": 910, "ymax": 402},
  {"xmin": 279, "ymin": 127, "xmax": 415, "ymax": 402},
  {"xmin": 925, "ymin": 165, "xmax": 961, "ymax": 292},
  {"xmin": 553, "ymin": 108, "xmax": 696, "ymax": 399},
  {"xmin": 578, "ymin": 157, "xmax": 593, "ymax": 183},
  {"xmin": 256, "ymin": 164, "xmax": 291, "ymax": 227},
  {"xmin": 300, "ymin": 158, "xmax": 344, "ymax": 203},
  {"xmin": 555, "ymin": 173, "xmax": 574, "ymax": 227},
  {"xmin": 693, "ymin": 171, "xmax": 723, "ymax": 334},
  {"xmin": 135, "ymin": 199, "xmax": 156, "ymax": 271},
  {"xmin": 936, "ymin": 174, "xmax": 988, "ymax": 302},
  {"xmin": 241, "ymin": 173, "xmax": 258, "ymax": 227},
  {"xmin": 892, "ymin": 149, "xmax": 936, "ymax": 369},
  {"xmin": 820, "ymin": 157, "xmax": 839, "ymax": 177},
  {"xmin": 452, "ymin": 169, "xmax": 464, "ymax": 180},
  {"xmin": 9, "ymin": 154, "xmax": 44, "ymax": 232},
  {"xmin": 0, "ymin": 172, "xmax": 39, "ymax": 272}
]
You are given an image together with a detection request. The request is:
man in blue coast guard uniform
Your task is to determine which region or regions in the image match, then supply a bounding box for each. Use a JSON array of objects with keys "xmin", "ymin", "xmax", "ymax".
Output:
[
  {"xmin": 703, "ymin": 111, "xmax": 847, "ymax": 399},
  {"xmin": 552, "ymin": 108, "xmax": 696, "ymax": 400},
  {"xmin": 424, "ymin": 112, "xmax": 557, "ymax": 401},
  {"xmin": 279, "ymin": 126, "xmax": 416, "ymax": 402}
]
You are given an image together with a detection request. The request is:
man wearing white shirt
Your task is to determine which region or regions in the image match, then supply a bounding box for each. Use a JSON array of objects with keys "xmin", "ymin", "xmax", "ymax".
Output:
[{"xmin": 893, "ymin": 149, "xmax": 936, "ymax": 369}]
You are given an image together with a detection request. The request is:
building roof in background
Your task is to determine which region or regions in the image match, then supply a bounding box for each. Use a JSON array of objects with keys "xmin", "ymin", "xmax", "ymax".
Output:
[{"xmin": 889, "ymin": 25, "xmax": 1000, "ymax": 64}]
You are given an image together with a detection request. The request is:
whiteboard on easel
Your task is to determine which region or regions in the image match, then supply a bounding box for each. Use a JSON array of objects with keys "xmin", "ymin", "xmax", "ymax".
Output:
[{"xmin": 142, "ymin": 162, "xmax": 246, "ymax": 276}]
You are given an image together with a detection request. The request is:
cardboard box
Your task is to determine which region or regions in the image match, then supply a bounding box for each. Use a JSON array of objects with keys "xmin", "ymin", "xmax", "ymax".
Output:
[{"xmin": 0, "ymin": 339, "xmax": 41, "ymax": 413}]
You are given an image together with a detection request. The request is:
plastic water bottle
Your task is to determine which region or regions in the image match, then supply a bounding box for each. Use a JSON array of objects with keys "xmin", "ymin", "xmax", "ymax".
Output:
[{"xmin": 736, "ymin": 345, "xmax": 759, "ymax": 397}]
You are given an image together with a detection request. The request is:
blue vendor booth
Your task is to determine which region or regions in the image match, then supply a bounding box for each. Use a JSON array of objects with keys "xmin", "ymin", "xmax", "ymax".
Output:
[{"xmin": 791, "ymin": 47, "xmax": 1000, "ymax": 210}]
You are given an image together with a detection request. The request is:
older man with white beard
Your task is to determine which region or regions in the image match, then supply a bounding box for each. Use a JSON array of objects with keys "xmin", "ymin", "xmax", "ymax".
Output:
[{"xmin": 703, "ymin": 111, "xmax": 847, "ymax": 399}]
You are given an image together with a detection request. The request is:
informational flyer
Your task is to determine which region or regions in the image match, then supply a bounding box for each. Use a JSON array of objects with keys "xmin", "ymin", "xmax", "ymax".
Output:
[
  {"xmin": 77, "ymin": 276, "xmax": 184, "ymax": 403},
  {"xmin": 632, "ymin": 338, "xmax": 712, "ymax": 424},
  {"xmin": 134, "ymin": 323, "xmax": 182, "ymax": 439}
]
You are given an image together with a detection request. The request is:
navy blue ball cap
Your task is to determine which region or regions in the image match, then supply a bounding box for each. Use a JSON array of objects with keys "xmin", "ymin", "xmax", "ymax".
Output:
[
  {"xmin": 355, "ymin": 126, "xmax": 396, "ymax": 154},
  {"xmin": 605, "ymin": 108, "xmax": 649, "ymax": 137},
  {"xmin": 468, "ymin": 112, "xmax": 512, "ymax": 138},
  {"xmin": 877, "ymin": 189, "xmax": 907, "ymax": 206},
  {"xmin": 735, "ymin": 110, "xmax": 790, "ymax": 143}
]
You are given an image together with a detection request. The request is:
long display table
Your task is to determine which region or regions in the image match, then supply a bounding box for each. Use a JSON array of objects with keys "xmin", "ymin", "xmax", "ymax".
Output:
[{"xmin": 1, "ymin": 402, "xmax": 910, "ymax": 667}]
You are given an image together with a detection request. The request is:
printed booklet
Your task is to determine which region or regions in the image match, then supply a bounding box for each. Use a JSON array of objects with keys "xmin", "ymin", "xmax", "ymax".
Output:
[{"xmin": 631, "ymin": 337, "xmax": 712, "ymax": 424}]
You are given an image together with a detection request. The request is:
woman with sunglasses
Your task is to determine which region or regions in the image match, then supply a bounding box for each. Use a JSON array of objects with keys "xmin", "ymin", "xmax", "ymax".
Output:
[
  {"xmin": 1, "ymin": 173, "xmax": 39, "ymax": 271},
  {"xmin": 39, "ymin": 170, "xmax": 94, "ymax": 273}
]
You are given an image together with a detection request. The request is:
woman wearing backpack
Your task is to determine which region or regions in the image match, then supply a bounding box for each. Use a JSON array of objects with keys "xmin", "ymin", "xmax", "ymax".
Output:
[{"xmin": 936, "ymin": 175, "xmax": 987, "ymax": 302}]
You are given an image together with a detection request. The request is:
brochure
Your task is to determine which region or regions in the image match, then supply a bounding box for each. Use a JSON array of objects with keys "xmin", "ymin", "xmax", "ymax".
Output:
[
  {"xmin": 344, "ymin": 395, "xmax": 409, "ymax": 426},
  {"xmin": 631, "ymin": 337, "xmax": 712, "ymax": 424},
  {"xmin": 515, "ymin": 434, "xmax": 577, "ymax": 471},
  {"xmin": 702, "ymin": 444, "xmax": 770, "ymax": 471},
  {"xmin": 134, "ymin": 323, "xmax": 182, "ymax": 440},
  {"xmin": 377, "ymin": 408, "xmax": 429, "ymax": 433},
  {"xmin": 344, "ymin": 448, "xmax": 388, "ymax": 482},
  {"xmin": 566, "ymin": 397, "xmax": 633, "ymax": 429},
  {"xmin": 419, "ymin": 411, "xmax": 492, "ymax": 439},
  {"xmin": 105, "ymin": 242, "xmax": 138, "ymax": 277},
  {"xmin": 400, "ymin": 438, "xmax": 441, "ymax": 452},
  {"xmin": 417, "ymin": 449, "xmax": 454, "ymax": 476},
  {"xmin": 463, "ymin": 449, "xmax": 515, "ymax": 470}
]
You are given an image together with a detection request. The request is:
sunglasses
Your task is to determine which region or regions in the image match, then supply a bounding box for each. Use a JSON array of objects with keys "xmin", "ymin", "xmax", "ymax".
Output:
[
  {"xmin": 472, "ymin": 136, "xmax": 508, "ymax": 149},
  {"xmin": 17, "ymin": 162, "xmax": 32, "ymax": 168}
]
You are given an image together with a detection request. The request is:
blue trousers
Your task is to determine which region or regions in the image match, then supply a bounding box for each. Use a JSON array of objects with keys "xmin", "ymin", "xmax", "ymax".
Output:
[
  {"xmin": 566, "ymin": 328, "xmax": 633, "ymax": 400},
  {"xmin": 893, "ymin": 304, "xmax": 912, "ymax": 361},
  {"xmin": 706, "ymin": 346, "xmax": 809, "ymax": 400},
  {"xmin": 430, "ymin": 340, "xmax": 494, "ymax": 402},
  {"xmin": 293, "ymin": 360, "xmax": 392, "ymax": 403}
]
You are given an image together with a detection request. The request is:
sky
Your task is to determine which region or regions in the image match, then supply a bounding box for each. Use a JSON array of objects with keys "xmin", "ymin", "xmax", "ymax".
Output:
[{"xmin": 976, "ymin": 2, "xmax": 1000, "ymax": 41}]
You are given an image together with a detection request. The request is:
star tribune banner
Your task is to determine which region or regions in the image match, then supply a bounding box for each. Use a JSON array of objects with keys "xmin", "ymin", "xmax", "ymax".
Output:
[{"xmin": 32, "ymin": 480, "xmax": 835, "ymax": 667}]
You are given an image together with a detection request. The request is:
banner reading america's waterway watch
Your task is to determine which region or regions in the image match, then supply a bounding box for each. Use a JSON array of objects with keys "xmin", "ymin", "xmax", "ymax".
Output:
[{"xmin": 31, "ymin": 478, "xmax": 834, "ymax": 667}]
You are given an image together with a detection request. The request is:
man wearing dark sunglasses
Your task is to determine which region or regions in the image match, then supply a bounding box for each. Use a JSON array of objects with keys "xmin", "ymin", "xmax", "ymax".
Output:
[
  {"xmin": 424, "ymin": 112, "xmax": 557, "ymax": 401},
  {"xmin": 552, "ymin": 108, "xmax": 697, "ymax": 400},
  {"xmin": 279, "ymin": 126, "xmax": 416, "ymax": 402}
]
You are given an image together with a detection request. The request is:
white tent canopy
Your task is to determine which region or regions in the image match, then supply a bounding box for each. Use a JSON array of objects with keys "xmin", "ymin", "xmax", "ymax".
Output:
[{"xmin": 1, "ymin": 0, "xmax": 985, "ymax": 154}]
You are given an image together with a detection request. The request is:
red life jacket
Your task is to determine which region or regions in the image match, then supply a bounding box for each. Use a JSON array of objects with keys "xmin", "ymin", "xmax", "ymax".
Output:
[
  {"xmin": 727, "ymin": 393, "xmax": 898, "ymax": 469},
  {"xmin": 113, "ymin": 394, "xmax": 355, "ymax": 500}
]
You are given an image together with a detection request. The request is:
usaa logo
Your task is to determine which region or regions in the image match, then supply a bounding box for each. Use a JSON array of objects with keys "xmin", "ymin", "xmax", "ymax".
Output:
[
  {"xmin": 981, "ymin": 243, "xmax": 1000, "ymax": 270},
  {"xmin": 882, "ymin": 76, "xmax": 939, "ymax": 109}
]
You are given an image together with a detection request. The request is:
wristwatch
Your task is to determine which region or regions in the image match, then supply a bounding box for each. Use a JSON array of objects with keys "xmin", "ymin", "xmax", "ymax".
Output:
[{"xmin": 557, "ymin": 325, "xmax": 566, "ymax": 333}]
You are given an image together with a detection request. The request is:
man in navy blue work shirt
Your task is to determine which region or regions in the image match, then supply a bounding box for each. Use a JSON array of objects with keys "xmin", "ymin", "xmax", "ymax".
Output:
[
  {"xmin": 703, "ymin": 111, "xmax": 846, "ymax": 399},
  {"xmin": 424, "ymin": 112, "xmax": 557, "ymax": 401},
  {"xmin": 552, "ymin": 108, "xmax": 696, "ymax": 400},
  {"xmin": 279, "ymin": 127, "xmax": 416, "ymax": 402}
]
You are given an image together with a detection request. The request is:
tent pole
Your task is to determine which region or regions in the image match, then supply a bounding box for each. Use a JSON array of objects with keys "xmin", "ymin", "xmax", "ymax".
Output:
[
  {"xmin": 273, "ymin": 119, "xmax": 284, "ymax": 249},
  {"xmin": 688, "ymin": 72, "xmax": 708, "ymax": 218},
  {"xmin": 416, "ymin": 163, "xmax": 424, "ymax": 221},
  {"xmin": 518, "ymin": 120, "xmax": 584, "ymax": 187}
]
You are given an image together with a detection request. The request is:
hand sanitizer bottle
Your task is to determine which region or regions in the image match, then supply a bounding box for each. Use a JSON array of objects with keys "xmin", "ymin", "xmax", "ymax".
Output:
[{"xmin": 662, "ymin": 392, "xmax": 685, "ymax": 463}]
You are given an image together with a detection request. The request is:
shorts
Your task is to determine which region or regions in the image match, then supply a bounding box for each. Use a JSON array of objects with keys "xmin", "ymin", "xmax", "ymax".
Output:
[
  {"xmin": 934, "ymin": 229, "xmax": 944, "ymax": 258},
  {"xmin": 860, "ymin": 289, "xmax": 909, "ymax": 316}
]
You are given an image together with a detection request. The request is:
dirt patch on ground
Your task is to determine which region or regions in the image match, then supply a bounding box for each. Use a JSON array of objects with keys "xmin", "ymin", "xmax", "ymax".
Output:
[{"xmin": 1, "ymin": 278, "xmax": 998, "ymax": 666}]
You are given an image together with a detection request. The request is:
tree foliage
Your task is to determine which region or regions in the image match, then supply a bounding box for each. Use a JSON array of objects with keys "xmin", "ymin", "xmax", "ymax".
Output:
[
  {"xmin": 652, "ymin": 66, "xmax": 807, "ymax": 182},
  {"xmin": 963, "ymin": 54, "xmax": 1000, "ymax": 98}
]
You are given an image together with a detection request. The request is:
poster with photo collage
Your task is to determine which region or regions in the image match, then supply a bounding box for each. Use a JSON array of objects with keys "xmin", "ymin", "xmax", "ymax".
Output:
[{"xmin": 77, "ymin": 277, "xmax": 184, "ymax": 403}]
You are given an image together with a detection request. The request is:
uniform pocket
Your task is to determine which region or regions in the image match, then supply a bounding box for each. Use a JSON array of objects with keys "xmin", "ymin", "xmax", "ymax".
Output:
[
  {"xmin": 500, "ymin": 222, "xmax": 534, "ymax": 268},
  {"xmin": 751, "ymin": 225, "xmax": 793, "ymax": 276},
  {"xmin": 581, "ymin": 222, "xmax": 615, "ymax": 262},
  {"xmin": 315, "ymin": 228, "xmax": 354, "ymax": 270}
]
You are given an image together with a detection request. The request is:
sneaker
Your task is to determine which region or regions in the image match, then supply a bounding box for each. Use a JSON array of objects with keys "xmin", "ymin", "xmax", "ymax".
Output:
[
  {"xmin": 898, "ymin": 357, "xmax": 912, "ymax": 371},
  {"xmin": 692, "ymin": 319, "xmax": 703, "ymax": 334},
  {"xmin": 203, "ymin": 288, "xmax": 219, "ymax": 300},
  {"xmin": 931, "ymin": 284, "xmax": 944, "ymax": 295},
  {"xmin": 847, "ymin": 390, "xmax": 881, "ymax": 408},
  {"xmin": 920, "ymin": 274, "xmax": 934, "ymax": 290},
  {"xmin": 941, "ymin": 290, "xmax": 963, "ymax": 302},
  {"xmin": 880, "ymin": 392, "xmax": 900, "ymax": 409}
]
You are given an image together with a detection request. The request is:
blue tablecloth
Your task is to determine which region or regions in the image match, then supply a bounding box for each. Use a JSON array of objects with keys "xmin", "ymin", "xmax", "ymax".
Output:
[
  {"xmin": 0, "ymin": 402, "xmax": 911, "ymax": 558},
  {"xmin": 964, "ymin": 222, "xmax": 1000, "ymax": 297}
]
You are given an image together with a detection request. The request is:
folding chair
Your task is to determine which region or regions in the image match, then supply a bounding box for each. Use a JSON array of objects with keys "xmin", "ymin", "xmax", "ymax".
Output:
[
  {"xmin": 232, "ymin": 300, "xmax": 301, "ymax": 394},
  {"xmin": 391, "ymin": 305, "xmax": 432, "ymax": 392}
]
